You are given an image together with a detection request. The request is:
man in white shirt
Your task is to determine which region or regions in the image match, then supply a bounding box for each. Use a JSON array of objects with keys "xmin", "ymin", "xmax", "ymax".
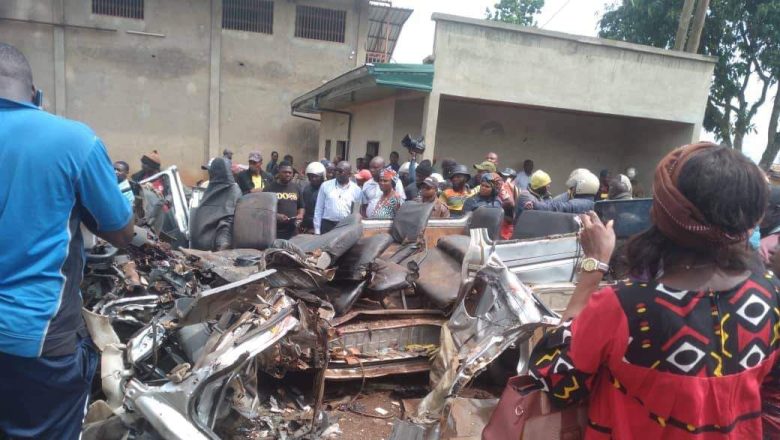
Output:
[
  {"xmin": 313, "ymin": 161, "xmax": 362, "ymax": 234},
  {"xmin": 361, "ymin": 156, "xmax": 406, "ymax": 217}
]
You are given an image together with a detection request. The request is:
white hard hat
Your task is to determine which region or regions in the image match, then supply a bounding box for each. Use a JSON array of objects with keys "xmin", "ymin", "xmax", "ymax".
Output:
[
  {"xmin": 399, "ymin": 162, "xmax": 411, "ymax": 174},
  {"xmin": 617, "ymin": 174, "xmax": 633, "ymax": 194},
  {"xmin": 571, "ymin": 170, "xmax": 600, "ymax": 196},
  {"xmin": 565, "ymin": 168, "xmax": 590, "ymax": 190},
  {"xmin": 305, "ymin": 161, "xmax": 326, "ymax": 176}
]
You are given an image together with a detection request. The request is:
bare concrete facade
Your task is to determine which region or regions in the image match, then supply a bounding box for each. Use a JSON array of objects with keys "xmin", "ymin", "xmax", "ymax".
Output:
[
  {"xmin": 299, "ymin": 14, "xmax": 716, "ymax": 192},
  {"xmin": 0, "ymin": 0, "xmax": 408, "ymax": 183}
]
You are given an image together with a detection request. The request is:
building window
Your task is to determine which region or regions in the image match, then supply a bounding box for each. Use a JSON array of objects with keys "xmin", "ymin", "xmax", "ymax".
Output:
[
  {"xmin": 336, "ymin": 140, "xmax": 348, "ymax": 160},
  {"xmin": 92, "ymin": 0, "xmax": 144, "ymax": 19},
  {"xmin": 324, "ymin": 140, "xmax": 332, "ymax": 160},
  {"xmin": 223, "ymin": 0, "xmax": 273, "ymax": 34},
  {"xmin": 294, "ymin": 5, "xmax": 346, "ymax": 43},
  {"xmin": 366, "ymin": 141, "xmax": 379, "ymax": 160}
]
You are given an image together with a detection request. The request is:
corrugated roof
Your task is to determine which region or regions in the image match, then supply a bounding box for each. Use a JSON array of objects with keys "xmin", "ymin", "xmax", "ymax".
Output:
[{"xmin": 366, "ymin": 3, "xmax": 413, "ymax": 61}]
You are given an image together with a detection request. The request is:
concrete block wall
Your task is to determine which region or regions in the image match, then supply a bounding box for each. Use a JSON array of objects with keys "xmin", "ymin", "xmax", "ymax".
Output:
[{"xmin": 0, "ymin": 0, "xmax": 369, "ymax": 183}]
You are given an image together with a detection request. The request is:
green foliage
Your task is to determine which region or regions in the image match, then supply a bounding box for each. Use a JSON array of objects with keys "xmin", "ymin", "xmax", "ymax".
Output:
[
  {"xmin": 485, "ymin": 0, "xmax": 545, "ymax": 27},
  {"xmin": 599, "ymin": 0, "xmax": 780, "ymax": 155}
]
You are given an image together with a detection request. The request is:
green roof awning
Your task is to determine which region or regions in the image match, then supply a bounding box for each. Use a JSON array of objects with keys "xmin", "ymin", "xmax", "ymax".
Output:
[
  {"xmin": 291, "ymin": 63, "xmax": 433, "ymax": 114},
  {"xmin": 367, "ymin": 63, "xmax": 434, "ymax": 92}
]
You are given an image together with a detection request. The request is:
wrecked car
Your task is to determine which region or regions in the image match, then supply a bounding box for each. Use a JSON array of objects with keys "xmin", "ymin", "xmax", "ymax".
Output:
[{"xmin": 79, "ymin": 186, "xmax": 649, "ymax": 438}]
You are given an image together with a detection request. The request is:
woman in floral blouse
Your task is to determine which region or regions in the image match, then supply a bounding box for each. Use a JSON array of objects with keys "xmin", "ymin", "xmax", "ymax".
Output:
[{"xmin": 368, "ymin": 168, "xmax": 403, "ymax": 219}]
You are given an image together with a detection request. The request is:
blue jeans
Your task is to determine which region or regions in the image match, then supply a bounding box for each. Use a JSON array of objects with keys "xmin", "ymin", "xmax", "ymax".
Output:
[{"xmin": 0, "ymin": 336, "xmax": 98, "ymax": 439}]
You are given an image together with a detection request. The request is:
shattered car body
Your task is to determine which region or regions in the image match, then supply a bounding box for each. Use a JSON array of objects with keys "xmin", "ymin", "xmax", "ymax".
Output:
[{"xmin": 79, "ymin": 189, "xmax": 636, "ymax": 439}]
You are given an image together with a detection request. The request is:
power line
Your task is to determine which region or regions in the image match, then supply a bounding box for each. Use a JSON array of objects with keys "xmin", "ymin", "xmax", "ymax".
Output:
[{"xmin": 540, "ymin": 0, "xmax": 574, "ymax": 29}]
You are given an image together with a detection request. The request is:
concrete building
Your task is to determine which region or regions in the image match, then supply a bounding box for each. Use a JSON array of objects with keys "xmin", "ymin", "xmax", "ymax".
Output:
[
  {"xmin": 292, "ymin": 14, "xmax": 717, "ymax": 192},
  {"xmin": 0, "ymin": 0, "xmax": 411, "ymax": 183}
]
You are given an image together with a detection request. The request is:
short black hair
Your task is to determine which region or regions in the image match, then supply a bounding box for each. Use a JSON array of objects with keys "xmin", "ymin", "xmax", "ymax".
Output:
[
  {"xmin": 114, "ymin": 161, "xmax": 130, "ymax": 173},
  {"xmin": 390, "ymin": 151, "xmax": 399, "ymax": 158},
  {"xmin": 283, "ymin": 154, "xmax": 293, "ymax": 161},
  {"xmin": 0, "ymin": 43, "xmax": 33, "ymax": 90},
  {"xmin": 277, "ymin": 160, "xmax": 293, "ymax": 170}
]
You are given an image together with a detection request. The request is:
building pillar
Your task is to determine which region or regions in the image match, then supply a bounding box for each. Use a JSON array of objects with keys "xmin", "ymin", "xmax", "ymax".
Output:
[
  {"xmin": 355, "ymin": 0, "xmax": 369, "ymax": 66},
  {"xmin": 52, "ymin": 0, "xmax": 66, "ymax": 115},
  {"xmin": 207, "ymin": 0, "xmax": 222, "ymax": 162},
  {"xmin": 421, "ymin": 92, "xmax": 440, "ymax": 162}
]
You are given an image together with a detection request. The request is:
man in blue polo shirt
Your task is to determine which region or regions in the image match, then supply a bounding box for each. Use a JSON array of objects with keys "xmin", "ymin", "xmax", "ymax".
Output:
[{"xmin": 0, "ymin": 43, "xmax": 134, "ymax": 439}]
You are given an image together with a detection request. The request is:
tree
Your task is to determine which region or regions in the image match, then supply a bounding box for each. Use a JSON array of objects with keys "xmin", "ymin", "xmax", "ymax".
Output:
[
  {"xmin": 599, "ymin": 0, "xmax": 780, "ymax": 160},
  {"xmin": 485, "ymin": 0, "xmax": 545, "ymax": 27}
]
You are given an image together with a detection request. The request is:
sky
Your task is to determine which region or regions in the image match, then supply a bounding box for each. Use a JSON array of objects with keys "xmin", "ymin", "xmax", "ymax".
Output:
[{"xmin": 389, "ymin": 0, "xmax": 775, "ymax": 163}]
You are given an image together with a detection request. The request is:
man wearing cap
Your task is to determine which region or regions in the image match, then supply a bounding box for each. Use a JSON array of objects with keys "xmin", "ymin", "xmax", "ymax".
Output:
[
  {"xmin": 440, "ymin": 164, "xmax": 471, "ymax": 218},
  {"xmin": 415, "ymin": 176, "xmax": 450, "ymax": 218},
  {"xmin": 405, "ymin": 161, "xmax": 434, "ymax": 200},
  {"xmin": 237, "ymin": 151, "xmax": 272, "ymax": 195},
  {"xmin": 131, "ymin": 150, "xmax": 161, "ymax": 182},
  {"xmin": 517, "ymin": 169, "xmax": 552, "ymax": 212},
  {"xmin": 469, "ymin": 160, "xmax": 497, "ymax": 190}
]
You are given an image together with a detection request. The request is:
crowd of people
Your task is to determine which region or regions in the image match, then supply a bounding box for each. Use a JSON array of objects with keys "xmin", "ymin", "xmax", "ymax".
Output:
[{"xmin": 116, "ymin": 147, "xmax": 650, "ymax": 247}]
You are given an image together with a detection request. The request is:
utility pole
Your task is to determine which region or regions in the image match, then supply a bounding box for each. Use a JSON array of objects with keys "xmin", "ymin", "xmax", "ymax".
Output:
[
  {"xmin": 674, "ymin": 0, "xmax": 696, "ymax": 50},
  {"xmin": 685, "ymin": 0, "xmax": 709, "ymax": 53}
]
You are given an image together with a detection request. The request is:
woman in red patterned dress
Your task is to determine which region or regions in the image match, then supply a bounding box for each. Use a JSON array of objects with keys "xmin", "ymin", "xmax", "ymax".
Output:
[{"xmin": 530, "ymin": 143, "xmax": 778, "ymax": 439}]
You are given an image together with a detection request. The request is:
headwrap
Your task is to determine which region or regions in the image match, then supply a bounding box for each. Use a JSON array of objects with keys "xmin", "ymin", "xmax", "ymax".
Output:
[
  {"xmin": 381, "ymin": 168, "xmax": 398, "ymax": 185},
  {"xmin": 651, "ymin": 142, "xmax": 748, "ymax": 250}
]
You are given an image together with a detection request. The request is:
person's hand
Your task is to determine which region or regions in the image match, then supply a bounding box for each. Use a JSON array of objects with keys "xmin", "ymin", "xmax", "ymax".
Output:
[
  {"xmin": 276, "ymin": 214, "xmax": 289, "ymax": 223},
  {"xmin": 579, "ymin": 211, "xmax": 615, "ymax": 263}
]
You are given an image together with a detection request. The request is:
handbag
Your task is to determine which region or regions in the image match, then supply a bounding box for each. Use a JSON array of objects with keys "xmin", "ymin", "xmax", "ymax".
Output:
[{"xmin": 482, "ymin": 375, "xmax": 588, "ymax": 440}]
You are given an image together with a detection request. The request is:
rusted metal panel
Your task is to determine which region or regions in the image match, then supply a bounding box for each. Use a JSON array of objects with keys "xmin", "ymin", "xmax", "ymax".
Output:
[{"xmin": 324, "ymin": 358, "xmax": 431, "ymax": 380}]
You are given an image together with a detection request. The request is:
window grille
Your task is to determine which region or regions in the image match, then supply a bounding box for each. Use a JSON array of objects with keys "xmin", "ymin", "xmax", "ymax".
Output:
[
  {"xmin": 336, "ymin": 140, "xmax": 348, "ymax": 160},
  {"xmin": 223, "ymin": 0, "xmax": 273, "ymax": 34},
  {"xmin": 366, "ymin": 142, "xmax": 379, "ymax": 159},
  {"xmin": 295, "ymin": 5, "xmax": 346, "ymax": 43},
  {"xmin": 92, "ymin": 0, "xmax": 144, "ymax": 19}
]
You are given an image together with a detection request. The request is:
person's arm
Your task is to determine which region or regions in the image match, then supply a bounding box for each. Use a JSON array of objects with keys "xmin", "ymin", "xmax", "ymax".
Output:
[
  {"xmin": 295, "ymin": 188, "xmax": 305, "ymax": 223},
  {"xmin": 561, "ymin": 211, "xmax": 615, "ymax": 321},
  {"xmin": 313, "ymin": 185, "xmax": 325, "ymax": 235},
  {"xmin": 77, "ymin": 139, "xmax": 134, "ymax": 248},
  {"xmin": 529, "ymin": 283, "xmax": 625, "ymax": 408},
  {"xmin": 396, "ymin": 179, "xmax": 407, "ymax": 201}
]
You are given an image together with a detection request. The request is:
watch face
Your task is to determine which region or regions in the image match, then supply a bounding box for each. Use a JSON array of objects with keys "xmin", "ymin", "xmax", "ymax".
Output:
[{"xmin": 582, "ymin": 258, "xmax": 597, "ymax": 272}]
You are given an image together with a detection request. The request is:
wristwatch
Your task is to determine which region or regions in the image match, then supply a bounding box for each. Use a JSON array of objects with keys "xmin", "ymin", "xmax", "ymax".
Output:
[{"xmin": 580, "ymin": 257, "xmax": 610, "ymax": 274}]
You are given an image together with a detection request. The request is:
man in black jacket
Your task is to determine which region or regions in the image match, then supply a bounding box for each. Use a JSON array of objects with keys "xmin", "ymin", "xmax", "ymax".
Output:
[{"xmin": 237, "ymin": 151, "xmax": 271, "ymax": 195}]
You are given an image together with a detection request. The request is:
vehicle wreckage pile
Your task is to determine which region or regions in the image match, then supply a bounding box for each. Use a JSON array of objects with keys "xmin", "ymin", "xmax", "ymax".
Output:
[{"xmin": 80, "ymin": 191, "xmax": 583, "ymax": 440}]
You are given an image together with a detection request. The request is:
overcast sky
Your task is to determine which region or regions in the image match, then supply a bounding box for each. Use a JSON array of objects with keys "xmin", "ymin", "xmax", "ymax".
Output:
[{"xmin": 389, "ymin": 0, "xmax": 775, "ymax": 163}]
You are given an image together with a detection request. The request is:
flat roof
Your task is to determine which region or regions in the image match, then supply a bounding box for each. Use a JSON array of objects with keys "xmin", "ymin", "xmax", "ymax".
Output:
[
  {"xmin": 291, "ymin": 63, "xmax": 433, "ymax": 113},
  {"xmin": 431, "ymin": 13, "xmax": 717, "ymax": 64}
]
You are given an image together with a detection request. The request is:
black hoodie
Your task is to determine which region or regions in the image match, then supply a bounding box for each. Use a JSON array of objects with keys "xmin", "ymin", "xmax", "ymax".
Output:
[{"xmin": 189, "ymin": 158, "xmax": 242, "ymax": 250}]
